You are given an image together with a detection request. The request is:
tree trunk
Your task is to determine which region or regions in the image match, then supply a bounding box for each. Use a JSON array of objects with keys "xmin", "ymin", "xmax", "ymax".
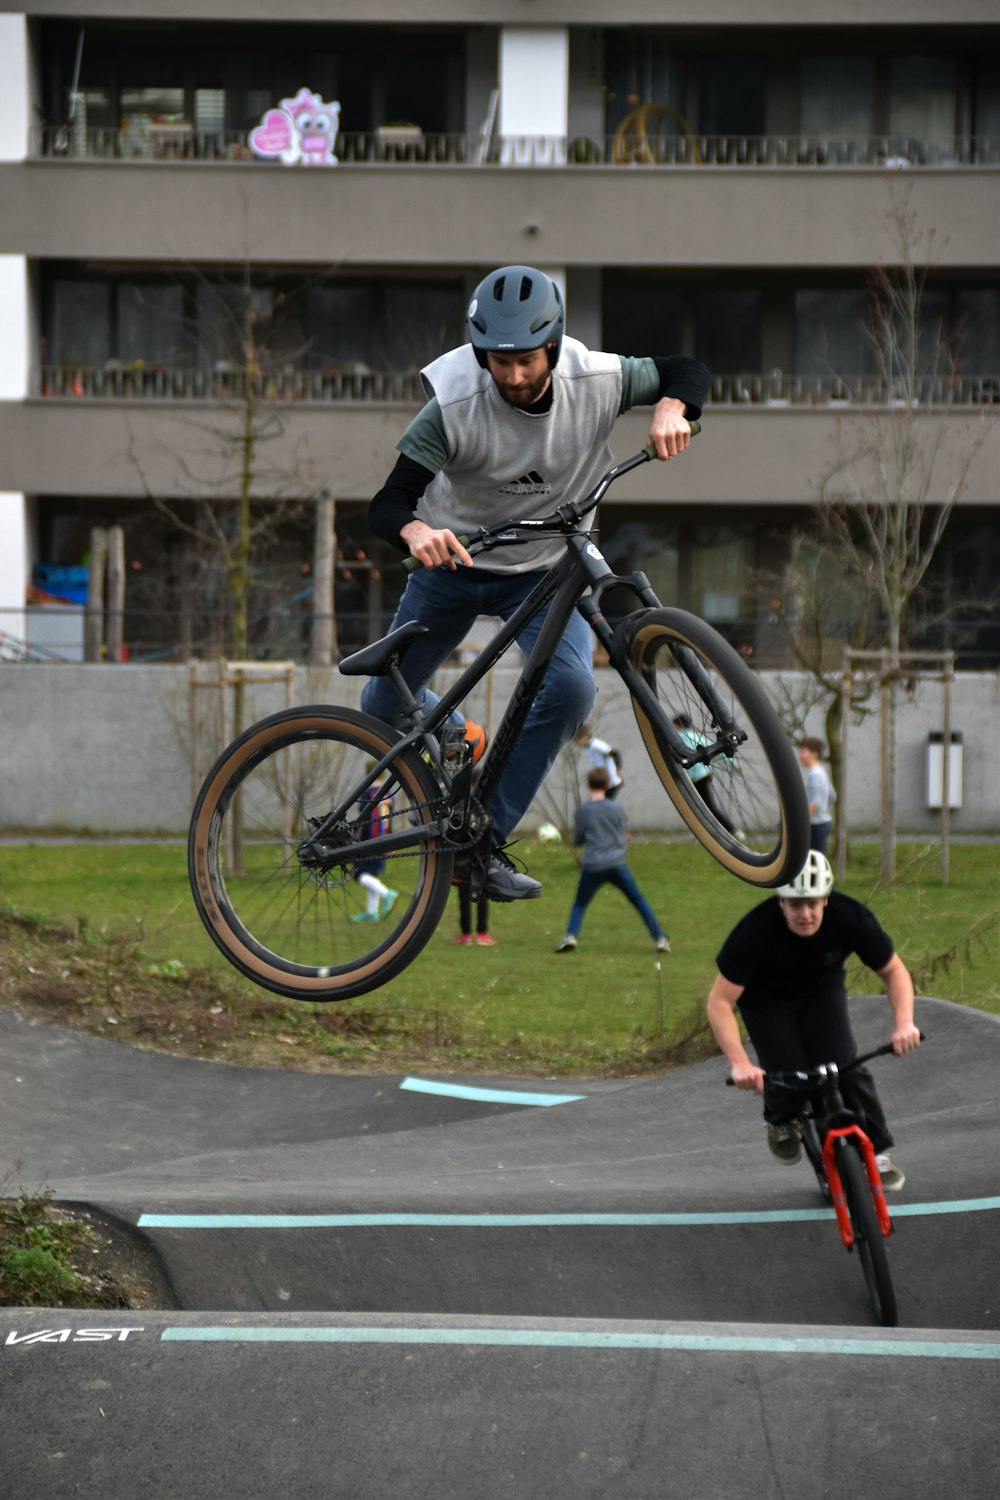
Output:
[
  {"xmin": 84, "ymin": 527, "xmax": 108, "ymax": 662},
  {"xmin": 106, "ymin": 524, "xmax": 125, "ymax": 663},
  {"xmin": 312, "ymin": 493, "xmax": 337, "ymax": 667}
]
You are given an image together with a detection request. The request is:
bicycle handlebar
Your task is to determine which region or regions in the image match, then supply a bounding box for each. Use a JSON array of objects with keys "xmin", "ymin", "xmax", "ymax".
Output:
[
  {"xmin": 401, "ymin": 421, "xmax": 702, "ymax": 574},
  {"xmin": 723, "ymin": 1032, "xmax": 926, "ymax": 1086}
]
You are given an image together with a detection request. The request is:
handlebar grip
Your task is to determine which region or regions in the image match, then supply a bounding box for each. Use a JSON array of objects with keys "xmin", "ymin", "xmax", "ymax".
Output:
[
  {"xmin": 643, "ymin": 418, "xmax": 701, "ymax": 461},
  {"xmin": 402, "ymin": 535, "xmax": 471, "ymax": 574}
]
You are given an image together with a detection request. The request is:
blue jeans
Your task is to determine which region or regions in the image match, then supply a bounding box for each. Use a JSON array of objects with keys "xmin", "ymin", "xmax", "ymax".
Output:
[
  {"xmin": 566, "ymin": 864, "xmax": 664, "ymax": 940},
  {"xmin": 810, "ymin": 821, "xmax": 833, "ymax": 854},
  {"xmin": 360, "ymin": 567, "xmax": 596, "ymax": 843}
]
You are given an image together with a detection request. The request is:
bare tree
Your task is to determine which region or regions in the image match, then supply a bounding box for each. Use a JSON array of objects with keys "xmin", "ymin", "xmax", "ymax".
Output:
[
  {"xmin": 764, "ymin": 532, "xmax": 880, "ymax": 856},
  {"xmin": 806, "ymin": 183, "xmax": 995, "ymax": 878},
  {"xmin": 125, "ymin": 271, "xmax": 330, "ymax": 688}
]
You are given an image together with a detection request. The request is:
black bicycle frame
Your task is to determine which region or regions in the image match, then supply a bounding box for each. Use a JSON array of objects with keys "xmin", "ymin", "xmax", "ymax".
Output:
[{"xmin": 299, "ymin": 442, "xmax": 735, "ymax": 866}]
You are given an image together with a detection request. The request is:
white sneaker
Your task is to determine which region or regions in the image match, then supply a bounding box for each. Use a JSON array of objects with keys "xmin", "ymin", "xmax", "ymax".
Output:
[
  {"xmin": 554, "ymin": 935, "xmax": 577, "ymax": 953},
  {"xmin": 876, "ymin": 1154, "xmax": 906, "ymax": 1191}
]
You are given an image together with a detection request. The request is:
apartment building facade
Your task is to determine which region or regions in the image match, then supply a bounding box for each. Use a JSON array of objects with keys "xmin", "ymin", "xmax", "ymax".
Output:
[{"xmin": 1, "ymin": 0, "xmax": 998, "ymax": 665}]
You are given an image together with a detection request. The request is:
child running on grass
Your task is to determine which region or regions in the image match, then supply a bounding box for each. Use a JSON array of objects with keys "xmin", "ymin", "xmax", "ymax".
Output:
[{"xmin": 554, "ymin": 767, "xmax": 669, "ymax": 954}]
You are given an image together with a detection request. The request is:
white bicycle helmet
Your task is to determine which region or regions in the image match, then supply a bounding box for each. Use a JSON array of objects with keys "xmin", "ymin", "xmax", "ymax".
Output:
[{"xmin": 776, "ymin": 850, "xmax": 834, "ymax": 899}]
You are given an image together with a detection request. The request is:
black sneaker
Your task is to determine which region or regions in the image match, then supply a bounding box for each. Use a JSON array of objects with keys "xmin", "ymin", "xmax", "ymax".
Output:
[
  {"xmin": 767, "ymin": 1123, "xmax": 802, "ymax": 1165},
  {"xmin": 483, "ymin": 848, "xmax": 542, "ymax": 902}
]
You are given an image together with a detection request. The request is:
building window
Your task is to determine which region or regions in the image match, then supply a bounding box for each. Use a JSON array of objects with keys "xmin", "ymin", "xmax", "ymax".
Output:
[
  {"xmin": 955, "ymin": 289, "xmax": 1000, "ymax": 373},
  {"xmin": 800, "ymin": 57, "xmax": 876, "ymax": 137},
  {"xmin": 195, "ymin": 282, "xmax": 274, "ymax": 369},
  {"xmin": 117, "ymin": 283, "xmax": 186, "ymax": 367},
  {"xmin": 698, "ymin": 56, "xmax": 766, "ymax": 137},
  {"xmin": 696, "ymin": 290, "xmax": 762, "ymax": 374},
  {"xmin": 603, "ymin": 35, "xmax": 685, "ymax": 134},
  {"xmin": 305, "ymin": 280, "xmax": 462, "ymax": 373},
  {"xmin": 689, "ymin": 524, "xmax": 756, "ymax": 626},
  {"xmin": 50, "ymin": 279, "xmax": 110, "ymax": 368},
  {"xmin": 795, "ymin": 289, "xmax": 869, "ymax": 376},
  {"xmin": 889, "ymin": 56, "xmax": 957, "ymax": 156}
]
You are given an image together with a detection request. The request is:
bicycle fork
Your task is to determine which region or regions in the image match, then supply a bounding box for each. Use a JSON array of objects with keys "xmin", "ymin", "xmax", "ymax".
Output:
[{"xmin": 824, "ymin": 1126, "xmax": 893, "ymax": 1247}]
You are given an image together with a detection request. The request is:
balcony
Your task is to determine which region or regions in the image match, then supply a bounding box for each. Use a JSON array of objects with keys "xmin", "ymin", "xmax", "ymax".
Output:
[
  {"xmin": 5, "ymin": 371, "xmax": 998, "ymax": 510},
  {"xmin": 31, "ymin": 125, "xmax": 1000, "ymax": 169},
  {"xmin": 7, "ymin": 143, "xmax": 996, "ymax": 267}
]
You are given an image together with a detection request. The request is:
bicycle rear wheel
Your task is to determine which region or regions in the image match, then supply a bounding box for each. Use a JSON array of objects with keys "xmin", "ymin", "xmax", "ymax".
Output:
[
  {"xmin": 188, "ymin": 705, "xmax": 454, "ymax": 1002},
  {"xmin": 837, "ymin": 1140, "xmax": 898, "ymax": 1327},
  {"xmin": 619, "ymin": 608, "xmax": 809, "ymax": 886}
]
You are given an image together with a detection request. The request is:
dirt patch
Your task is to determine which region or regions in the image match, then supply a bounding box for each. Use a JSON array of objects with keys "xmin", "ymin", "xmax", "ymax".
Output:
[
  {"xmin": 0, "ymin": 904, "xmax": 714, "ymax": 1080},
  {"xmin": 0, "ymin": 1195, "xmax": 177, "ymax": 1311},
  {"xmin": 0, "ymin": 905, "xmax": 443, "ymax": 1074},
  {"xmin": 61, "ymin": 1204, "xmax": 180, "ymax": 1310}
]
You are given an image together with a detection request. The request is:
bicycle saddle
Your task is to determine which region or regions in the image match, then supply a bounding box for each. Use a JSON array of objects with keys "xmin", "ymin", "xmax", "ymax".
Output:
[{"xmin": 339, "ymin": 620, "xmax": 430, "ymax": 677}]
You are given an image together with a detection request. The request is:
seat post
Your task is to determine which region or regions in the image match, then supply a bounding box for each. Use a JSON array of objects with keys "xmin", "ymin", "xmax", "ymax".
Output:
[{"xmin": 387, "ymin": 661, "xmax": 423, "ymax": 722}]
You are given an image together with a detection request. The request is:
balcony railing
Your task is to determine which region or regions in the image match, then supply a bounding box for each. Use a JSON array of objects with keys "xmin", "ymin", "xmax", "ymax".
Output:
[
  {"xmin": 36, "ymin": 364, "xmax": 427, "ymax": 402},
  {"xmin": 31, "ymin": 125, "xmax": 1000, "ymax": 168},
  {"xmin": 34, "ymin": 365, "xmax": 1000, "ymax": 407},
  {"xmin": 710, "ymin": 371, "xmax": 1000, "ymax": 406}
]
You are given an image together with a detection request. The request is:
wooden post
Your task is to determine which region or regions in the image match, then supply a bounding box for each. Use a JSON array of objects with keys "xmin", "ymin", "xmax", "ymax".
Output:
[
  {"xmin": 106, "ymin": 524, "xmax": 125, "ymax": 662},
  {"xmin": 836, "ymin": 651, "xmax": 851, "ymax": 884},
  {"xmin": 879, "ymin": 650, "xmax": 893, "ymax": 882},
  {"xmin": 84, "ymin": 526, "xmax": 108, "ymax": 662},
  {"xmin": 940, "ymin": 655, "xmax": 953, "ymax": 886}
]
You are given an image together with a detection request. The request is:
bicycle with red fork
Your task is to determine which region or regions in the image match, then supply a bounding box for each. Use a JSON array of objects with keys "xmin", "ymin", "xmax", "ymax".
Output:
[{"xmin": 729, "ymin": 1038, "xmax": 924, "ymax": 1327}]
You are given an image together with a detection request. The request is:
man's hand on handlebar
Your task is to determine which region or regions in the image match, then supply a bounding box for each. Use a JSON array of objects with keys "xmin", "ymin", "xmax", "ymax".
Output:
[
  {"xmin": 890, "ymin": 1021, "xmax": 922, "ymax": 1056},
  {"xmin": 400, "ymin": 518, "xmax": 474, "ymax": 571},
  {"xmin": 647, "ymin": 397, "xmax": 694, "ymax": 461},
  {"xmin": 730, "ymin": 1058, "xmax": 765, "ymax": 1093}
]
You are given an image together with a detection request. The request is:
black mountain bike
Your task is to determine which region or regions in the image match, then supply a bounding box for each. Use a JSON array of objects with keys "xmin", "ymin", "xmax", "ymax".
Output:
[
  {"xmin": 731, "ymin": 1042, "xmax": 918, "ymax": 1327},
  {"xmin": 189, "ymin": 439, "xmax": 809, "ymax": 1001}
]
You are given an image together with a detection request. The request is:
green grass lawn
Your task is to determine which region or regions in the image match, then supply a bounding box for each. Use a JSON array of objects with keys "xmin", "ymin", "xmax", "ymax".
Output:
[{"xmin": 1, "ymin": 837, "xmax": 996, "ymax": 1072}]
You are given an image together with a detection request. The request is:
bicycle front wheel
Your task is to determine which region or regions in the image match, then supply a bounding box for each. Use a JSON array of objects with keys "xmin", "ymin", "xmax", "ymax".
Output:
[
  {"xmin": 188, "ymin": 705, "xmax": 455, "ymax": 1002},
  {"xmin": 620, "ymin": 608, "xmax": 809, "ymax": 886},
  {"xmin": 837, "ymin": 1140, "xmax": 898, "ymax": 1327}
]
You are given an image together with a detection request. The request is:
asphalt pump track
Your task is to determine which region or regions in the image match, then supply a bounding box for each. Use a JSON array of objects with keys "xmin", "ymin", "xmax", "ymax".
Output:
[{"xmin": 1, "ymin": 995, "xmax": 997, "ymax": 1499}]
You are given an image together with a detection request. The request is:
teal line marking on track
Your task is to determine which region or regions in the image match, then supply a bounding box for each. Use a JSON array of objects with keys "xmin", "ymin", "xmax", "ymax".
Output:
[
  {"xmin": 400, "ymin": 1077, "xmax": 587, "ymax": 1106},
  {"xmin": 160, "ymin": 1327, "xmax": 1000, "ymax": 1359},
  {"xmin": 137, "ymin": 1197, "xmax": 1000, "ymax": 1231}
]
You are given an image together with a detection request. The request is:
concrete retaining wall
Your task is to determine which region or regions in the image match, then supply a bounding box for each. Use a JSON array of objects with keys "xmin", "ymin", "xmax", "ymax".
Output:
[{"xmin": 1, "ymin": 662, "xmax": 997, "ymax": 836}]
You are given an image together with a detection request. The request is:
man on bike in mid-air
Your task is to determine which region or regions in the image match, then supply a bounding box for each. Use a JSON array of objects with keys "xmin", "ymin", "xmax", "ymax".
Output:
[
  {"xmin": 705, "ymin": 850, "xmax": 921, "ymax": 1189},
  {"xmin": 362, "ymin": 264, "xmax": 709, "ymax": 902}
]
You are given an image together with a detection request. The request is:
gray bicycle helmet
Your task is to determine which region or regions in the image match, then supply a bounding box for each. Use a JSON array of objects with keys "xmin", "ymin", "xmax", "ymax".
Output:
[
  {"xmin": 467, "ymin": 265, "xmax": 564, "ymax": 369},
  {"xmin": 776, "ymin": 850, "xmax": 834, "ymax": 899}
]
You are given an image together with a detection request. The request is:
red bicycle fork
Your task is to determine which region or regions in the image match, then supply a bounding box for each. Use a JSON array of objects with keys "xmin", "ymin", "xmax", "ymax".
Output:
[{"xmin": 823, "ymin": 1125, "xmax": 893, "ymax": 1248}]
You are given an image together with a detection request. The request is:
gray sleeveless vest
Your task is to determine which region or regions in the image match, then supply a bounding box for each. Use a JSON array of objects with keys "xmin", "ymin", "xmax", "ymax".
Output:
[{"xmin": 417, "ymin": 336, "xmax": 622, "ymax": 572}]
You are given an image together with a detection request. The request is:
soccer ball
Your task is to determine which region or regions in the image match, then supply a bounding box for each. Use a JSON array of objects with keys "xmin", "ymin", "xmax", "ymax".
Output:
[{"xmin": 536, "ymin": 822, "xmax": 562, "ymax": 843}]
